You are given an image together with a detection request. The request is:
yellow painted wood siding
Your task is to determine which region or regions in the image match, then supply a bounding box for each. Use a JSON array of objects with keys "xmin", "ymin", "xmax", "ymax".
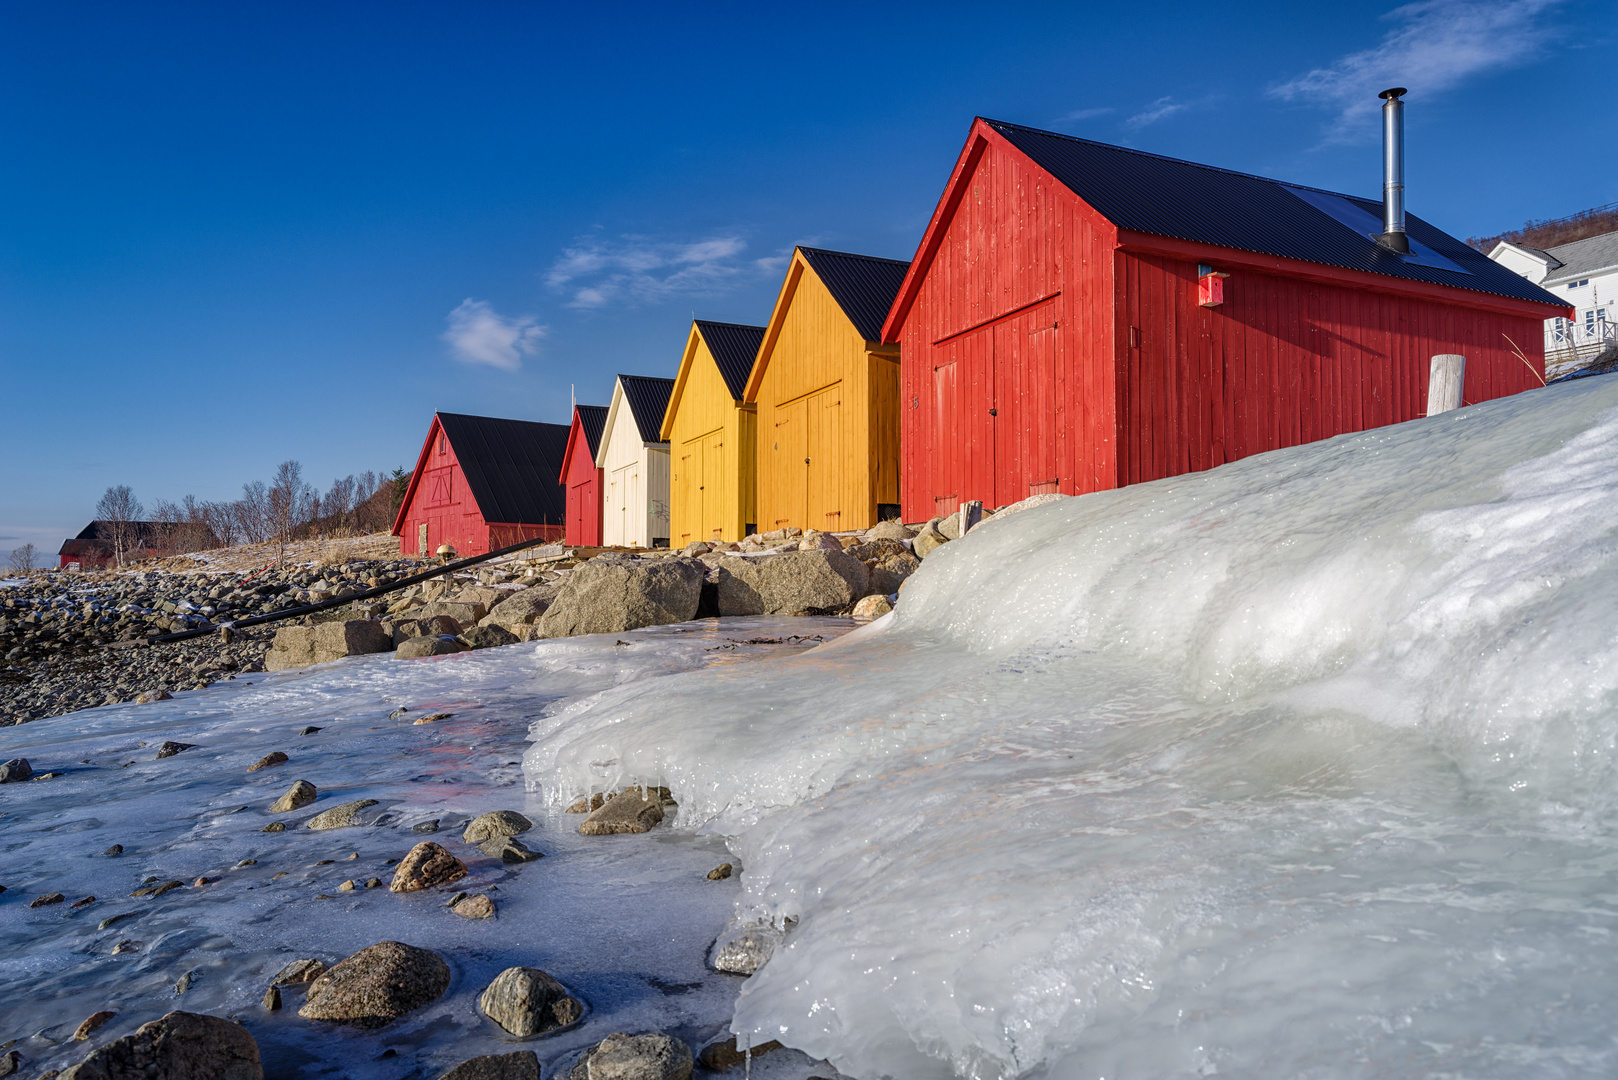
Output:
[
  {"xmin": 665, "ymin": 327, "xmax": 756, "ymax": 543},
  {"xmin": 751, "ymin": 257, "xmax": 901, "ymax": 531}
]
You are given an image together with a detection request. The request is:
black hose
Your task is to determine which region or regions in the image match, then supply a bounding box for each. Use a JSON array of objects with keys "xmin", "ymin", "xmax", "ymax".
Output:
[{"xmin": 137, "ymin": 534, "xmax": 566, "ymax": 646}]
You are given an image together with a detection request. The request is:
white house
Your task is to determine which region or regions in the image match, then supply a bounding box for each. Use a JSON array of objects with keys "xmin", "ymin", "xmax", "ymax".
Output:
[
  {"xmin": 1489, "ymin": 229, "xmax": 1618, "ymax": 373},
  {"xmin": 596, "ymin": 374, "xmax": 675, "ymax": 548}
]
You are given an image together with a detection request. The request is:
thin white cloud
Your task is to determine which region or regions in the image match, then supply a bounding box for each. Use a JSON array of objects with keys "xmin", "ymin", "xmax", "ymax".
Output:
[
  {"xmin": 1124, "ymin": 96, "xmax": 1186, "ymax": 130},
  {"xmin": 1059, "ymin": 106, "xmax": 1115, "ymax": 122},
  {"xmin": 442, "ymin": 299, "xmax": 544, "ymax": 371},
  {"xmin": 546, "ymin": 234, "xmax": 759, "ymax": 309},
  {"xmin": 1270, "ymin": 0, "xmax": 1562, "ymax": 141}
]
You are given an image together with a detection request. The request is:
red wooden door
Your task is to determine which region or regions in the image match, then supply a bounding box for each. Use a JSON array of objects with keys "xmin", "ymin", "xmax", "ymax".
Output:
[
  {"xmin": 993, "ymin": 305, "xmax": 1060, "ymax": 504},
  {"xmin": 931, "ymin": 340, "xmax": 962, "ymax": 517},
  {"xmin": 931, "ymin": 334, "xmax": 996, "ymax": 514}
]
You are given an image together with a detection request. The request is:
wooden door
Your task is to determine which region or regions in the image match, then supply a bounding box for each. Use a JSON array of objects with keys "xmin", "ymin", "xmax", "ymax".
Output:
[
  {"xmin": 807, "ymin": 382, "xmax": 843, "ymax": 531},
  {"xmin": 700, "ymin": 430, "xmax": 725, "ymax": 539},
  {"xmin": 931, "ymin": 339, "xmax": 962, "ymax": 517},
  {"xmin": 772, "ymin": 398, "xmax": 807, "ymax": 529},
  {"xmin": 676, "ymin": 438, "xmax": 701, "ymax": 544},
  {"xmin": 993, "ymin": 305, "xmax": 1060, "ymax": 505}
]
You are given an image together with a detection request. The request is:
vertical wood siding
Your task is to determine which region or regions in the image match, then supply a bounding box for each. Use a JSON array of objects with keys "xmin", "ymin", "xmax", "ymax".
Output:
[
  {"xmin": 599, "ymin": 382, "xmax": 671, "ymax": 548},
  {"xmin": 562, "ymin": 415, "xmax": 603, "ymax": 547},
  {"xmin": 897, "ymin": 134, "xmax": 1117, "ymax": 520},
  {"xmin": 752, "ymin": 258, "xmax": 899, "ymax": 531},
  {"xmin": 666, "ymin": 331, "xmax": 756, "ymax": 543},
  {"xmin": 396, "ymin": 418, "xmax": 490, "ymax": 556},
  {"xmin": 1115, "ymin": 250, "xmax": 1550, "ymax": 485}
]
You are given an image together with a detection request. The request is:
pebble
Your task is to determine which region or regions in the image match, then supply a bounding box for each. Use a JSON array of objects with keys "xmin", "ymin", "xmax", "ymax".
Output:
[
  {"xmin": 30, "ymin": 893, "xmax": 65, "ymax": 908},
  {"xmin": 154, "ymin": 740, "xmax": 195, "ymax": 758},
  {"xmin": 175, "ymin": 969, "xmax": 195, "ymax": 994},
  {"xmin": 299, "ymin": 726, "xmax": 322, "ymax": 736},
  {"xmin": 364, "ymin": 877, "xmax": 383, "ymax": 888},
  {"xmin": 305, "ymin": 798, "xmax": 378, "ymax": 829},
  {"xmin": 234, "ymin": 859, "xmax": 258, "ymax": 868},
  {"xmin": 269, "ymin": 780, "xmax": 317, "ymax": 813},
  {"xmin": 707, "ymin": 863, "xmax": 734, "ymax": 880},
  {"xmin": 412, "ymin": 712, "xmax": 453, "ymax": 724},
  {"xmin": 263, "ymin": 986, "xmax": 282, "ymax": 1011},
  {"xmin": 130, "ymin": 880, "xmax": 183, "ymax": 898},
  {"xmin": 451, "ymin": 894, "xmax": 495, "ymax": 919},
  {"xmin": 390, "ymin": 841, "xmax": 468, "ymax": 892},
  {"xmin": 72, "ymin": 1010, "xmax": 116, "ymax": 1041},
  {"xmin": 338, "ymin": 880, "xmax": 356, "ymax": 892},
  {"xmin": 412, "ymin": 819, "xmax": 441, "ymax": 834},
  {"xmin": 70, "ymin": 895, "xmax": 96, "ymax": 908},
  {"xmin": 102, "ymin": 844, "xmax": 123, "ymax": 856},
  {"xmin": 462, "ymin": 809, "xmax": 532, "ymax": 844},
  {"xmin": 97, "ymin": 912, "xmax": 137, "ymax": 930},
  {"xmin": 134, "ymin": 689, "xmax": 173, "ymax": 704},
  {"xmin": 262, "ymin": 821, "xmax": 287, "ymax": 833},
  {"xmin": 248, "ymin": 751, "xmax": 289, "ymax": 772},
  {"xmin": 110, "ymin": 939, "xmax": 142, "ymax": 954},
  {"xmin": 271, "ymin": 958, "xmax": 327, "ymax": 985}
]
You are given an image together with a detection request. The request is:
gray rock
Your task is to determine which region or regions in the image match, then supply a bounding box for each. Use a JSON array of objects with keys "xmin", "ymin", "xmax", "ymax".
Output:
[
  {"xmin": 304, "ymin": 799, "xmax": 379, "ymax": 830},
  {"xmin": 298, "ymin": 941, "xmax": 451, "ymax": 1028},
  {"xmin": 271, "ymin": 958, "xmax": 327, "ymax": 984},
  {"xmin": 265, "ymin": 620, "xmax": 391, "ymax": 672},
  {"xmin": 937, "ymin": 513, "xmax": 962, "ymax": 541},
  {"xmin": 59, "ymin": 1010, "xmax": 262, "ymax": 1080},
  {"xmin": 154, "ymin": 741, "xmax": 194, "ymax": 759},
  {"xmin": 0, "ymin": 1049, "xmax": 18, "ymax": 1076},
  {"xmin": 568, "ymin": 1033, "xmax": 693, "ymax": 1080},
  {"xmin": 844, "ymin": 537, "xmax": 909, "ymax": 563},
  {"xmin": 395, "ymin": 635, "xmax": 464, "ymax": 659},
  {"xmin": 711, "ymin": 924, "xmax": 783, "ymax": 975},
  {"xmin": 438, "ymin": 1051, "xmax": 541, "ymax": 1080},
  {"xmin": 0, "ymin": 758, "xmax": 32, "ymax": 784},
  {"xmin": 268, "ymin": 780, "xmax": 317, "ymax": 814},
  {"xmin": 711, "ymin": 549, "xmax": 870, "ymax": 616},
  {"xmin": 912, "ymin": 519, "xmax": 950, "ymax": 559},
  {"xmin": 579, "ymin": 790, "xmax": 666, "ymax": 835},
  {"xmin": 451, "ymin": 893, "xmax": 495, "ymax": 918},
  {"xmin": 461, "ymin": 810, "xmax": 532, "ymax": 845},
  {"xmin": 698, "ymin": 1037, "xmax": 784, "ymax": 1071},
  {"xmin": 478, "ymin": 966, "xmax": 583, "ymax": 1036},
  {"xmin": 537, "ymin": 559, "xmax": 703, "ymax": 638},
  {"xmin": 247, "ymin": 752, "xmax": 287, "ymax": 772},
  {"xmin": 460, "ymin": 623, "xmax": 519, "ymax": 650},
  {"xmin": 135, "ymin": 689, "xmax": 174, "ymax": 704},
  {"xmin": 869, "ymin": 551, "xmax": 920, "ymax": 594},
  {"xmin": 852, "ymin": 594, "xmax": 893, "ymax": 619},
  {"xmin": 479, "ymin": 835, "xmax": 542, "ymax": 863},
  {"xmin": 390, "ymin": 614, "xmax": 464, "ymax": 644},
  {"xmin": 479, "ymin": 585, "xmax": 563, "ymax": 635},
  {"xmin": 389, "ymin": 841, "xmax": 468, "ymax": 892},
  {"xmin": 413, "ymin": 600, "xmax": 488, "ymax": 626},
  {"xmin": 412, "ymin": 819, "xmax": 440, "ymax": 834},
  {"xmin": 992, "ymin": 491, "xmax": 1070, "ymax": 518},
  {"xmin": 865, "ymin": 519, "xmax": 913, "ymax": 540}
]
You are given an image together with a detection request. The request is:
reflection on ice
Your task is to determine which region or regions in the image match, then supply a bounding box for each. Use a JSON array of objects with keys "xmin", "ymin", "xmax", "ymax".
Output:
[{"xmin": 525, "ymin": 376, "xmax": 1618, "ymax": 1079}]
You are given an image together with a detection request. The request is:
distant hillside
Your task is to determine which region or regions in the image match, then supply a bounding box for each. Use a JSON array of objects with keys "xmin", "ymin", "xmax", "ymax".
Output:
[{"xmin": 1468, "ymin": 202, "xmax": 1618, "ymax": 253}]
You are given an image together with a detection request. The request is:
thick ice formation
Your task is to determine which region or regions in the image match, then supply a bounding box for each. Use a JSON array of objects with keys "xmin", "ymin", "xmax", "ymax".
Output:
[{"xmin": 524, "ymin": 375, "xmax": 1618, "ymax": 1079}]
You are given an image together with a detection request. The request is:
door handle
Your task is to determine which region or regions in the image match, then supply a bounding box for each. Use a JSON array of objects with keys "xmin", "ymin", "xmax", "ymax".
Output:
[
  {"xmin": 804, "ymin": 458, "xmax": 811, "ymax": 465},
  {"xmin": 989, "ymin": 408, "xmax": 998, "ymax": 416}
]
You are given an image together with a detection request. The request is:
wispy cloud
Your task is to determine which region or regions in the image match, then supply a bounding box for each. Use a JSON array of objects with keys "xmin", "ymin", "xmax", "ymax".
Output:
[
  {"xmin": 1059, "ymin": 106, "xmax": 1115, "ymax": 122},
  {"xmin": 1124, "ymin": 96, "xmax": 1186, "ymax": 130},
  {"xmin": 1270, "ymin": 0, "xmax": 1562, "ymax": 140},
  {"xmin": 442, "ymin": 299, "xmax": 544, "ymax": 371},
  {"xmin": 546, "ymin": 234, "xmax": 763, "ymax": 309}
]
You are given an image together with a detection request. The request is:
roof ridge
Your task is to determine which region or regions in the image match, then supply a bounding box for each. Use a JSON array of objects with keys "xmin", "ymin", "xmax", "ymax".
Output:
[
  {"xmin": 982, "ymin": 117, "xmax": 1378, "ymax": 206},
  {"xmin": 798, "ymin": 245, "xmax": 911, "ymax": 267}
]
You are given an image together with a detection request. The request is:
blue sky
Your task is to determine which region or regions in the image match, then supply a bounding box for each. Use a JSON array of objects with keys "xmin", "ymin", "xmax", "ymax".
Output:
[{"xmin": 3, "ymin": 0, "xmax": 1612, "ymax": 555}]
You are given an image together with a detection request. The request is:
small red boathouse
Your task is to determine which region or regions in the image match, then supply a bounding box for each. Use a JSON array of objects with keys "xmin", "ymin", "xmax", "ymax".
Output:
[
  {"xmin": 393, "ymin": 412, "xmax": 570, "ymax": 557},
  {"xmin": 882, "ymin": 118, "xmax": 1572, "ymax": 518},
  {"xmin": 561, "ymin": 403, "xmax": 609, "ymax": 547}
]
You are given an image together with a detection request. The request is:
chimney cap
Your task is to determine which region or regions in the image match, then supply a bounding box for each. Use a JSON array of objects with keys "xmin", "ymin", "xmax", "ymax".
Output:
[{"xmin": 1379, "ymin": 87, "xmax": 1408, "ymax": 100}]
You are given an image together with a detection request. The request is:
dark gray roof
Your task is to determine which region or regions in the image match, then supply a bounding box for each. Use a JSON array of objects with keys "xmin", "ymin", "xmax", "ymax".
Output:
[
  {"xmin": 617, "ymin": 375, "xmax": 675, "ymax": 444},
  {"xmin": 575, "ymin": 404, "xmax": 609, "ymax": 458},
  {"xmin": 694, "ymin": 320, "xmax": 766, "ymax": 401},
  {"xmin": 984, "ymin": 119, "xmax": 1565, "ymax": 308},
  {"xmin": 436, "ymin": 412, "xmax": 569, "ymax": 526},
  {"xmin": 798, "ymin": 247, "xmax": 911, "ymax": 341},
  {"xmin": 1542, "ymin": 230, "xmax": 1618, "ymax": 286}
]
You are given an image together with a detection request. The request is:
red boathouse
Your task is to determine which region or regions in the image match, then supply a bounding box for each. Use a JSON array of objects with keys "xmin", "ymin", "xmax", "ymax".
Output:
[
  {"xmin": 560, "ymin": 403, "xmax": 609, "ymax": 547},
  {"xmin": 882, "ymin": 118, "xmax": 1572, "ymax": 518},
  {"xmin": 393, "ymin": 412, "xmax": 570, "ymax": 558}
]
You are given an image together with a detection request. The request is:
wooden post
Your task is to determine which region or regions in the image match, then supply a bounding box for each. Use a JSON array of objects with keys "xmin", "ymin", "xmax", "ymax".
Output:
[
  {"xmin": 1427, "ymin": 354, "xmax": 1466, "ymax": 416},
  {"xmin": 958, "ymin": 500, "xmax": 983, "ymax": 535}
]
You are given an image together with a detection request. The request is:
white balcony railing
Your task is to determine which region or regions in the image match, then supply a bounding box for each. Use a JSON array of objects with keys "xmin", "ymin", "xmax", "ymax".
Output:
[{"xmin": 1546, "ymin": 318, "xmax": 1617, "ymax": 376}]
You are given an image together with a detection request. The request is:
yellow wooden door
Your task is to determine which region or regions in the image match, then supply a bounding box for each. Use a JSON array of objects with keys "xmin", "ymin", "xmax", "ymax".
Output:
[
  {"xmin": 807, "ymin": 382, "xmax": 842, "ymax": 531},
  {"xmin": 701, "ymin": 430, "xmax": 725, "ymax": 540},
  {"xmin": 771, "ymin": 397, "xmax": 806, "ymax": 530},
  {"xmin": 676, "ymin": 440, "xmax": 701, "ymax": 545}
]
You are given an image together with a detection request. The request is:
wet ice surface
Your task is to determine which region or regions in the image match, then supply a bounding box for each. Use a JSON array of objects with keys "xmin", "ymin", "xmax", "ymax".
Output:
[
  {"xmin": 527, "ymin": 375, "xmax": 1618, "ymax": 1080},
  {"xmin": 0, "ymin": 618, "xmax": 853, "ymax": 1079}
]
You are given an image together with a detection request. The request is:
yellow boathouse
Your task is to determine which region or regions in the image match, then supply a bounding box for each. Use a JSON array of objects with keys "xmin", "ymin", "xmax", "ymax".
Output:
[
  {"xmin": 661, "ymin": 320, "xmax": 767, "ymax": 545},
  {"xmin": 744, "ymin": 247, "xmax": 910, "ymax": 533}
]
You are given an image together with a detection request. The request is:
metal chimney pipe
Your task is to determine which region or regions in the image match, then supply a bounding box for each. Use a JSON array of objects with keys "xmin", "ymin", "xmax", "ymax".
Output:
[{"xmin": 1378, "ymin": 87, "xmax": 1410, "ymax": 254}]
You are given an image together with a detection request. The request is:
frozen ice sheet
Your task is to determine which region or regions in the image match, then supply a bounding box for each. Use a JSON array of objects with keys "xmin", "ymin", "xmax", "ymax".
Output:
[
  {"xmin": 525, "ymin": 375, "xmax": 1618, "ymax": 1079},
  {"xmin": 0, "ymin": 617, "xmax": 852, "ymax": 1079}
]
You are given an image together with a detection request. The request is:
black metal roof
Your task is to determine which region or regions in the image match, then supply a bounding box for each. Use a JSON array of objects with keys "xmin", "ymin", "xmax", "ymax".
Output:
[
  {"xmin": 984, "ymin": 119, "xmax": 1565, "ymax": 308},
  {"xmin": 575, "ymin": 404, "xmax": 609, "ymax": 458},
  {"xmin": 617, "ymin": 375, "xmax": 676, "ymax": 444},
  {"xmin": 436, "ymin": 412, "xmax": 569, "ymax": 526},
  {"xmin": 693, "ymin": 320, "xmax": 766, "ymax": 401},
  {"xmin": 798, "ymin": 247, "xmax": 911, "ymax": 341}
]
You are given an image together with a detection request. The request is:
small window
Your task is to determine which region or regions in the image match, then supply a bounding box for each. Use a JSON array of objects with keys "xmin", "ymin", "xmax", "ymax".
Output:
[
  {"xmin": 437, "ymin": 434, "xmax": 446, "ymax": 455},
  {"xmin": 1569, "ymin": 280, "xmax": 1588, "ymax": 289}
]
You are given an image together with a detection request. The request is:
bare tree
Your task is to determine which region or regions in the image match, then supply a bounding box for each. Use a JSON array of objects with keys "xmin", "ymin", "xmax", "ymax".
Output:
[
  {"xmin": 8, "ymin": 543, "xmax": 37, "ymax": 573},
  {"xmin": 237, "ymin": 480, "xmax": 271, "ymax": 544},
  {"xmin": 267, "ymin": 460, "xmax": 314, "ymax": 563},
  {"xmin": 150, "ymin": 498, "xmax": 183, "ymax": 557},
  {"xmin": 94, "ymin": 485, "xmax": 144, "ymax": 567},
  {"xmin": 201, "ymin": 500, "xmax": 239, "ymax": 547}
]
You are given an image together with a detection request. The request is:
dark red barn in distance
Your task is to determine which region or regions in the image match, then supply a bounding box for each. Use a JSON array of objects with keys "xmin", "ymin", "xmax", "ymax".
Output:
[
  {"xmin": 393, "ymin": 412, "xmax": 570, "ymax": 558},
  {"xmin": 560, "ymin": 403, "xmax": 609, "ymax": 547},
  {"xmin": 882, "ymin": 118, "xmax": 1572, "ymax": 518}
]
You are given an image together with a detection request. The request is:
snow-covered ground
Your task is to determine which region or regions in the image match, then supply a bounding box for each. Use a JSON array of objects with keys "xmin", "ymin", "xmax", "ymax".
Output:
[
  {"xmin": 526, "ymin": 373, "xmax": 1618, "ymax": 1079},
  {"xmin": 0, "ymin": 619, "xmax": 852, "ymax": 1079},
  {"xmin": 10, "ymin": 373, "xmax": 1618, "ymax": 1080}
]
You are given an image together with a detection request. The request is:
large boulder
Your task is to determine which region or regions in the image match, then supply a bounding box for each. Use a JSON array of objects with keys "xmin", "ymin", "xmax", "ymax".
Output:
[
  {"xmin": 711, "ymin": 550, "xmax": 870, "ymax": 616},
  {"xmin": 462, "ymin": 810, "xmax": 532, "ymax": 845},
  {"xmin": 438, "ymin": 1052, "xmax": 540, "ymax": 1080},
  {"xmin": 568, "ymin": 1034, "xmax": 692, "ymax": 1080},
  {"xmin": 298, "ymin": 941, "xmax": 451, "ymax": 1028},
  {"xmin": 479, "ymin": 584, "xmax": 564, "ymax": 638},
  {"xmin": 478, "ymin": 966, "xmax": 583, "ymax": 1036},
  {"xmin": 537, "ymin": 559, "xmax": 703, "ymax": 638},
  {"xmin": 414, "ymin": 600, "xmax": 488, "ymax": 626},
  {"xmin": 844, "ymin": 537, "xmax": 909, "ymax": 563},
  {"xmin": 868, "ymin": 551, "xmax": 920, "ymax": 595},
  {"xmin": 390, "ymin": 614, "xmax": 463, "ymax": 645},
  {"xmin": 865, "ymin": 519, "xmax": 913, "ymax": 540},
  {"xmin": 911, "ymin": 519, "xmax": 950, "ymax": 559},
  {"xmin": 265, "ymin": 620, "xmax": 391, "ymax": 671},
  {"xmin": 0, "ymin": 758, "xmax": 32, "ymax": 784},
  {"xmin": 460, "ymin": 624, "xmax": 519, "ymax": 650},
  {"xmin": 993, "ymin": 491, "xmax": 1071, "ymax": 518},
  {"xmin": 59, "ymin": 1010, "xmax": 262, "ymax": 1080},
  {"xmin": 396, "ymin": 636, "xmax": 465, "ymax": 659},
  {"xmin": 578, "ymin": 789, "xmax": 666, "ymax": 835},
  {"xmin": 448, "ymin": 586, "xmax": 506, "ymax": 609},
  {"xmin": 710, "ymin": 924, "xmax": 783, "ymax": 975}
]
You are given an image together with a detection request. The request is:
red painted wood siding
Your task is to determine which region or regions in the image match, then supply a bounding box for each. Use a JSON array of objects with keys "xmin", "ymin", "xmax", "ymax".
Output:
[
  {"xmin": 897, "ymin": 132, "xmax": 1117, "ymax": 519},
  {"xmin": 1114, "ymin": 249, "xmax": 1549, "ymax": 486},
  {"xmin": 895, "ymin": 124, "xmax": 1553, "ymax": 519},
  {"xmin": 562, "ymin": 414, "xmax": 603, "ymax": 547},
  {"xmin": 395, "ymin": 417, "xmax": 565, "ymax": 557}
]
